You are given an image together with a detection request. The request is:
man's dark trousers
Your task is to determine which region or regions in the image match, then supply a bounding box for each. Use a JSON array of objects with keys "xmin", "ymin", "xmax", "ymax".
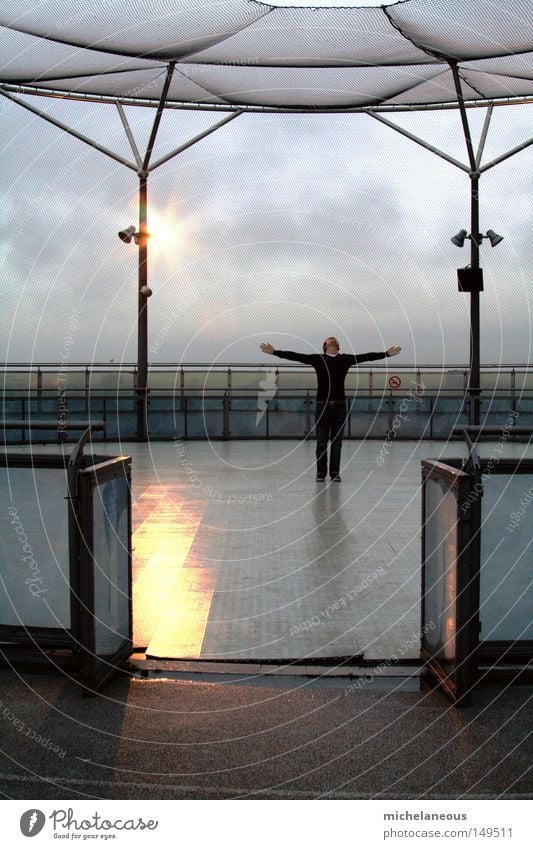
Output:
[{"xmin": 315, "ymin": 401, "xmax": 348, "ymax": 477}]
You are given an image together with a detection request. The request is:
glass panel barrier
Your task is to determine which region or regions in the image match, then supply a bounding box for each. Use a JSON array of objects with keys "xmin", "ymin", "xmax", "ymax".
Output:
[
  {"xmin": 89, "ymin": 474, "xmax": 131, "ymax": 656},
  {"xmin": 479, "ymin": 466, "xmax": 533, "ymax": 643},
  {"xmin": 0, "ymin": 463, "xmax": 70, "ymax": 631}
]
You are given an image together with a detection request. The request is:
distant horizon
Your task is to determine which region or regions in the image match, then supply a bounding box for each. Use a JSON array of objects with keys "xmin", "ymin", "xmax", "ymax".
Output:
[{"xmin": 2, "ymin": 359, "xmax": 532, "ymax": 367}]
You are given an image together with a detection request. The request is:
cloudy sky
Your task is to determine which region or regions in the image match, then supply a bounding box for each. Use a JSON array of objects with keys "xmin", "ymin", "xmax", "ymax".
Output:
[{"xmin": 1, "ymin": 1, "xmax": 531, "ymax": 367}]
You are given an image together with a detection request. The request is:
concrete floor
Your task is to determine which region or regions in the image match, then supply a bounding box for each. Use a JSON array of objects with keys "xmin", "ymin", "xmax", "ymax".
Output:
[
  {"xmin": 0, "ymin": 668, "xmax": 530, "ymax": 800},
  {"xmin": 129, "ymin": 438, "xmax": 436, "ymax": 661},
  {"xmin": 121, "ymin": 437, "xmax": 530, "ymax": 662}
]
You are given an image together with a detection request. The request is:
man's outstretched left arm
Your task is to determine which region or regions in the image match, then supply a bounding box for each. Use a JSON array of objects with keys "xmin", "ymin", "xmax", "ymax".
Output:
[{"xmin": 347, "ymin": 345, "xmax": 401, "ymax": 365}]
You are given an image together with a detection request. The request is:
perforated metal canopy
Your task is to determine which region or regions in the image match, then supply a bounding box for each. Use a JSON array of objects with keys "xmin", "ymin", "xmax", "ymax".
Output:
[{"xmin": 1, "ymin": 0, "xmax": 532, "ymax": 111}]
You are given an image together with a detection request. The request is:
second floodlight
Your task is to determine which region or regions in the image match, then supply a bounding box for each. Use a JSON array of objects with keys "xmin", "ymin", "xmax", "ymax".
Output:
[{"xmin": 486, "ymin": 229, "xmax": 503, "ymax": 247}]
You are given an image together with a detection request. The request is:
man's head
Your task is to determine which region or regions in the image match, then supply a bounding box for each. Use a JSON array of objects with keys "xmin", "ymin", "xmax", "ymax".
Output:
[{"xmin": 323, "ymin": 336, "xmax": 340, "ymax": 354}]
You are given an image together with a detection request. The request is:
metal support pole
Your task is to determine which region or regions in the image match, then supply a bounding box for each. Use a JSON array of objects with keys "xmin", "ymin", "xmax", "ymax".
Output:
[
  {"xmin": 149, "ymin": 111, "xmax": 243, "ymax": 172},
  {"xmin": 143, "ymin": 63, "xmax": 176, "ymax": 173},
  {"xmin": 363, "ymin": 108, "xmax": 470, "ymax": 173},
  {"xmin": 450, "ymin": 62, "xmax": 481, "ymax": 427},
  {"xmin": 475, "ymin": 104, "xmax": 493, "ymax": 170},
  {"xmin": 135, "ymin": 62, "xmax": 175, "ymax": 439},
  {"xmin": 137, "ymin": 173, "xmax": 149, "ymax": 439},
  {"xmin": 469, "ymin": 173, "xmax": 481, "ymax": 426},
  {"xmin": 479, "ymin": 135, "xmax": 533, "ymax": 173},
  {"xmin": 0, "ymin": 90, "xmax": 137, "ymax": 172},
  {"xmin": 116, "ymin": 102, "xmax": 143, "ymax": 170}
]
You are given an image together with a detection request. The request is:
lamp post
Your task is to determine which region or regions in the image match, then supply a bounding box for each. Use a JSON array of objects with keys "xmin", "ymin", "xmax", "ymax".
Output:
[
  {"xmin": 137, "ymin": 173, "xmax": 149, "ymax": 441},
  {"xmin": 451, "ymin": 224, "xmax": 503, "ymax": 426},
  {"xmin": 118, "ymin": 206, "xmax": 152, "ymax": 440}
]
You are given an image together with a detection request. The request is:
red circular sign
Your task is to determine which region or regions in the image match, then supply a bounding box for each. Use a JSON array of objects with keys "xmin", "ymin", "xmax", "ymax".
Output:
[{"xmin": 389, "ymin": 375, "xmax": 401, "ymax": 389}]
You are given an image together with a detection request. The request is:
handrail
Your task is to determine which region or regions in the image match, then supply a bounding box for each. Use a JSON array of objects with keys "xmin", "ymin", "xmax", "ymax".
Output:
[
  {"xmin": 0, "ymin": 419, "xmax": 105, "ymax": 467},
  {"xmin": 1, "ymin": 362, "xmax": 532, "ymax": 370},
  {"xmin": 0, "ymin": 420, "xmax": 104, "ymax": 429}
]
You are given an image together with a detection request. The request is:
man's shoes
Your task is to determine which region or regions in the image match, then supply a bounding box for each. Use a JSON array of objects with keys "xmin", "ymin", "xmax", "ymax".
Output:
[
  {"xmin": 316, "ymin": 473, "xmax": 326, "ymax": 482},
  {"xmin": 330, "ymin": 474, "xmax": 342, "ymax": 482}
]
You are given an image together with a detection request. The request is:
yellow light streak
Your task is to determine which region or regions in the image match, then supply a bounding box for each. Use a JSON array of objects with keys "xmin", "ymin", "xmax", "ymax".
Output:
[{"xmin": 132, "ymin": 485, "xmax": 214, "ymax": 657}]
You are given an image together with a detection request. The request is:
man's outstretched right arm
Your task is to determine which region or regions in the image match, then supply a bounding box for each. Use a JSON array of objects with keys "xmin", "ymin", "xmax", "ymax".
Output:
[{"xmin": 260, "ymin": 343, "xmax": 316, "ymax": 364}]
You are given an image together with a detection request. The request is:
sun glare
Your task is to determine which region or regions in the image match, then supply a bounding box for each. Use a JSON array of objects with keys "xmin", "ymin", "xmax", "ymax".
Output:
[{"xmin": 149, "ymin": 207, "xmax": 186, "ymax": 255}]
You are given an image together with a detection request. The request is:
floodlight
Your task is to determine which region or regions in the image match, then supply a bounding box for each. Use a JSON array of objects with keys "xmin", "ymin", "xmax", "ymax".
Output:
[
  {"xmin": 486, "ymin": 229, "xmax": 503, "ymax": 247},
  {"xmin": 118, "ymin": 226, "xmax": 136, "ymax": 243},
  {"xmin": 140, "ymin": 286, "xmax": 153, "ymax": 297},
  {"xmin": 451, "ymin": 229, "xmax": 468, "ymax": 247}
]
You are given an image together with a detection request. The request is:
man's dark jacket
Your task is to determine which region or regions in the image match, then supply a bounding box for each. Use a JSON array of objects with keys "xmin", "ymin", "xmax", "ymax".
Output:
[{"xmin": 272, "ymin": 349, "xmax": 389, "ymax": 403}]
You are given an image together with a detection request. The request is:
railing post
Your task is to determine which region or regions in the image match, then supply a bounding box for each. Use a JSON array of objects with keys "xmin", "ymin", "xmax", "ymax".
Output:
[
  {"xmin": 35, "ymin": 366, "xmax": 42, "ymax": 416},
  {"xmin": 223, "ymin": 391, "xmax": 229, "ymax": 439}
]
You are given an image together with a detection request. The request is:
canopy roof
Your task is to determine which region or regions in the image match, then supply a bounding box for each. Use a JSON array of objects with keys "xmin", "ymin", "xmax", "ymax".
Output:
[{"xmin": 1, "ymin": 0, "xmax": 532, "ymax": 112}]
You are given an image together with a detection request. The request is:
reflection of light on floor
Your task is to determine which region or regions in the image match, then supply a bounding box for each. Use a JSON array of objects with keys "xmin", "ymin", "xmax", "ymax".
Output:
[{"xmin": 132, "ymin": 486, "xmax": 213, "ymax": 657}]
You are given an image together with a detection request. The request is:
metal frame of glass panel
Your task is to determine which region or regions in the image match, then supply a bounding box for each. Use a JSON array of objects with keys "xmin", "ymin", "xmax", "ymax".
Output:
[
  {"xmin": 422, "ymin": 433, "xmax": 533, "ymax": 705},
  {"xmin": 421, "ymin": 459, "xmax": 478, "ymax": 707},
  {"xmin": 77, "ymin": 456, "xmax": 133, "ymax": 693}
]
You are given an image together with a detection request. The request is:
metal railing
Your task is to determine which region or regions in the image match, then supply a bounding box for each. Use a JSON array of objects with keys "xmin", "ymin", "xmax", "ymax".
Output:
[
  {"xmin": 2, "ymin": 393, "xmax": 532, "ymax": 443},
  {"xmin": 2, "ymin": 363, "xmax": 531, "ymax": 442},
  {"xmin": 1, "ymin": 362, "xmax": 532, "ymax": 393}
]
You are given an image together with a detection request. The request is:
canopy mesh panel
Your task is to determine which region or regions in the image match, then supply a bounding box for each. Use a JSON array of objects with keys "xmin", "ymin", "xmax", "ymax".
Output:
[{"xmin": 1, "ymin": 0, "xmax": 531, "ymax": 110}]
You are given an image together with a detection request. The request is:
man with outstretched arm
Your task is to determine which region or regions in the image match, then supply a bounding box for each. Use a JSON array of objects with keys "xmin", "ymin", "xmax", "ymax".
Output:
[{"xmin": 260, "ymin": 337, "xmax": 401, "ymax": 482}]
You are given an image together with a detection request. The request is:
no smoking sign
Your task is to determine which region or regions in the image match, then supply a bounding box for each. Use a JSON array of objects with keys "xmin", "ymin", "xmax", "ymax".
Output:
[{"xmin": 388, "ymin": 375, "xmax": 402, "ymax": 389}]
